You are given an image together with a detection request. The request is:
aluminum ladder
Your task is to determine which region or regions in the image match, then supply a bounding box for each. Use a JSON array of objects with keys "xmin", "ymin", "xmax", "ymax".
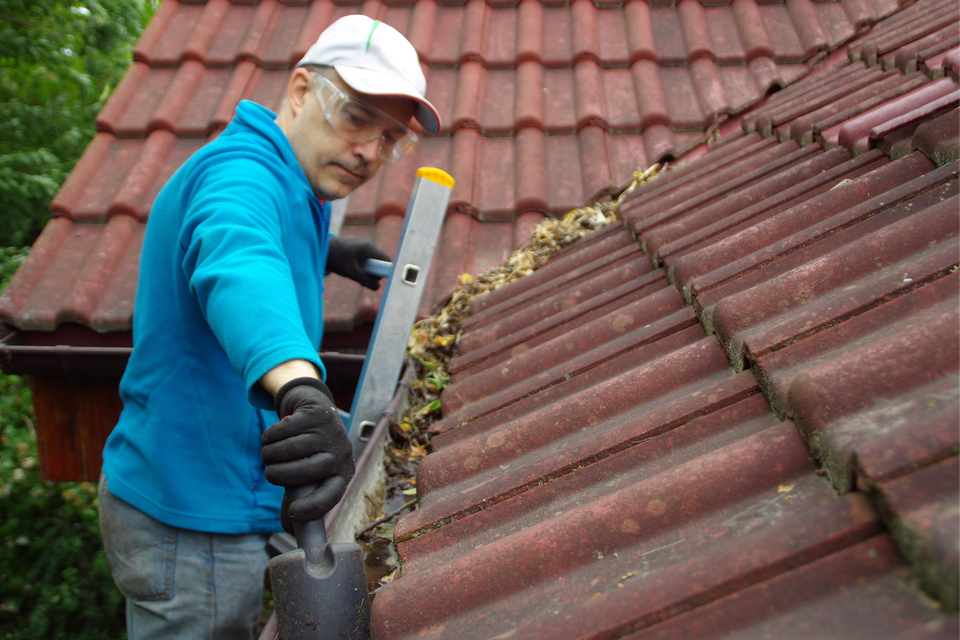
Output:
[{"xmin": 329, "ymin": 167, "xmax": 454, "ymax": 458}]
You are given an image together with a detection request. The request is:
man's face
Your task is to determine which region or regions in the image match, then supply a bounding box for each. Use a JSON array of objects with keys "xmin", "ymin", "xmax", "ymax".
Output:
[{"xmin": 286, "ymin": 70, "xmax": 417, "ymax": 201}]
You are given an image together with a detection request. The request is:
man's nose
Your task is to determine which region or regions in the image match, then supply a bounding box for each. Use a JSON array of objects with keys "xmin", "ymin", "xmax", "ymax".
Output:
[{"xmin": 351, "ymin": 136, "xmax": 381, "ymax": 162}]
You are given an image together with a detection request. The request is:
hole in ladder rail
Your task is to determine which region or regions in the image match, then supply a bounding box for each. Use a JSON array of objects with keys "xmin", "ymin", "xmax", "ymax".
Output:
[
  {"xmin": 358, "ymin": 420, "xmax": 377, "ymax": 442},
  {"xmin": 402, "ymin": 265, "xmax": 420, "ymax": 286}
]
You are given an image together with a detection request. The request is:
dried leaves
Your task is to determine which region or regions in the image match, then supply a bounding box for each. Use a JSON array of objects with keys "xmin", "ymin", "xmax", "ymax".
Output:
[
  {"xmin": 406, "ymin": 162, "xmax": 662, "ymax": 378},
  {"xmin": 391, "ymin": 164, "xmax": 665, "ymax": 453},
  {"xmin": 394, "ymin": 163, "xmax": 665, "ymax": 464},
  {"xmin": 362, "ymin": 164, "xmax": 662, "ymax": 595}
]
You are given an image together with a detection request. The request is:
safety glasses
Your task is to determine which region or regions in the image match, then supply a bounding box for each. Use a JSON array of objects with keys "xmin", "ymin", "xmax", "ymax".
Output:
[{"xmin": 312, "ymin": 74, "xmax": 417, "ymax": 162}]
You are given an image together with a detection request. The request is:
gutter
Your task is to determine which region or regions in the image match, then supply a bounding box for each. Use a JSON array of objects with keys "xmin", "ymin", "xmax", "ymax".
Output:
[
  {"xmin": 0, "ymin": 331, "xmax": 365, "ymax": 378},
  {"xmin": 0, "ymin": 331, "xmax": 131, "ymax": 378}
]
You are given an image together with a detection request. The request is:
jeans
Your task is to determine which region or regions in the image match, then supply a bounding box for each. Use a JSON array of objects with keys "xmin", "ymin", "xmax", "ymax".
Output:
[{"xmin": 98, "ymin": 476, "xmax": 271, "ymax": 640}]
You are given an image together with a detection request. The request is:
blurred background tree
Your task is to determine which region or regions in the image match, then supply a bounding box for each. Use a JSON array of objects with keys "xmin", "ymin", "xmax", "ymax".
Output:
[
  {"xmin": 0, "ymin": 2, "xmax": 156, "ymax": 638},
  {"xmin": 0, "ymin": 0, "xmax": 157, "ymax": 248}
]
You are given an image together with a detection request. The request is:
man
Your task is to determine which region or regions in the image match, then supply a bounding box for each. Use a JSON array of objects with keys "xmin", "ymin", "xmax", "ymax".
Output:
[{"xmin": 97, "ymin": 15, "xmax": 440, "ymax": 639}]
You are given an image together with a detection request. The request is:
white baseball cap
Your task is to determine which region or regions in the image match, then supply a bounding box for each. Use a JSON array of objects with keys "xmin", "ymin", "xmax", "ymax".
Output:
[{"xmin": 298, "ymin": 15, "xmax": 441, "ymax": 134}]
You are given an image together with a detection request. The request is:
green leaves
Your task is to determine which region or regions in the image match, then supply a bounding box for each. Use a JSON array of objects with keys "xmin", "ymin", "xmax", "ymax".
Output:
[
  {"xmin": 0, "ymin": 4, "xmax": 157, "ymax": 637},
  {"xmin": 0, "ymin": 0, "xmax": 156, "ymax": 247},
  {"xmin": 0, "ymin": 246, "xmax": 28, "ymax": 292},
  {"xmin": 414, "ymin": 355, "xmax": 450, "ymax": 392},
  {"xmin": 419, "ymin": 399, "xmax": 442, "ymax": 416},
  {"xmin": 0, "ymin": 370, "xmax": 128, "ymax": 638}
]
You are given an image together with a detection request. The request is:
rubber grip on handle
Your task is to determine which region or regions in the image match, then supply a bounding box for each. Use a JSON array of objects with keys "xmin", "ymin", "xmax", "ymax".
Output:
[{"xmin": 287, "ymin": 484, "xmax": 327, "ymax": 565}]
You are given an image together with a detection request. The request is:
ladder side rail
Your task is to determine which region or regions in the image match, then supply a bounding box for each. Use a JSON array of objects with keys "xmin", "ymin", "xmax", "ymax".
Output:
[{"xmin": 345, "ymin": 173, "xmax": 452, "ymax": 457}]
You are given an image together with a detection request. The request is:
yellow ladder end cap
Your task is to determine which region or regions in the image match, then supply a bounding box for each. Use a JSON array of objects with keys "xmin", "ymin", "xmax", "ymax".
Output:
[{"xmin": 416, "ymin": 167, "xmax": 455, "ymax": 189}]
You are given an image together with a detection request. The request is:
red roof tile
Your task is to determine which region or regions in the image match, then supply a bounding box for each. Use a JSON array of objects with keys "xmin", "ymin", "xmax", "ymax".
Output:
[
  {"xmin": 0, "ymin": 217, "xmax": 143, "ymax": 332},
  {"xmin": 623, "ymin": 536, "xmax": 950, "ymax": 639},
  {"xmin": 0, "ymin": 0, "xmax": 912, "ymax": 338},
  {"xmin": 369, "ymin": 2, "xmax": 960, "ymax": 635},
  {"xmin": 876, "ymin": 455, "xmax": 959, "ymax": 606}
]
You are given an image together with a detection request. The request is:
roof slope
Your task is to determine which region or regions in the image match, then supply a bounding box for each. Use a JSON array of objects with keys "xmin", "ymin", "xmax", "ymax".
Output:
[
  {"xmin": 0, "ymin": 0, "xmax": 909, "ymax": 338},
  {"xmin": 369, "ymin": 1, "xmax": 960, "ymax": 636}
]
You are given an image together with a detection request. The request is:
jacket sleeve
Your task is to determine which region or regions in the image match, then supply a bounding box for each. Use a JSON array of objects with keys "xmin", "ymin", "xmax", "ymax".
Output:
[{"xmin": 178, "ymin": 153, "xmax": 324, "ymax": 410}]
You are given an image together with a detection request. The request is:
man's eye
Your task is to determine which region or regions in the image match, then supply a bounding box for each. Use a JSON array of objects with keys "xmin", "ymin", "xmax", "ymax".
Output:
[{"xmin": 344, "ymin": 111, "xmax": 365, "ymax": 127}]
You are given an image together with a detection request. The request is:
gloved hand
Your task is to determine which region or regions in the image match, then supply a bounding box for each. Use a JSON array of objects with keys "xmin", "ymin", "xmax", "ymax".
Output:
[
  {"xmin": 327, "ymin": 235, "xmax": 391, "ymax": 290},
  {"xmin": 261, "ymin": 377, "xmax": 355, "ymax": 534}
]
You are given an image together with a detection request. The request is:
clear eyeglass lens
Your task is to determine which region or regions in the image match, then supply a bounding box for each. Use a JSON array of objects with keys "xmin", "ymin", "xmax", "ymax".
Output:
[
  {"xmin": 332, "ymin": 102, "xmax": 380, "ymax": 137},
  {"xmin": 314, "ymin": 75, "xmax": 417, "ymax": 162}
]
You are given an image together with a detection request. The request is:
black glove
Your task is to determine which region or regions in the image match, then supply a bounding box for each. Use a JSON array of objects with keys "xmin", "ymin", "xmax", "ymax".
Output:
[
  {"xmin": 327, "ymin": 235, "xmax": 391, "ymax": 290},
  {"xmin": 261, "ymin": 377, "xmax": 355, "ymax": 534}
]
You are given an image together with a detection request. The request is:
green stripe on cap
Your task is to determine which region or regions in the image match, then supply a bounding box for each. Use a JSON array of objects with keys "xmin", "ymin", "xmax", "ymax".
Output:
[{"xmin": 365, "ymin": 20, "xmax": 381, "ymax": 53}]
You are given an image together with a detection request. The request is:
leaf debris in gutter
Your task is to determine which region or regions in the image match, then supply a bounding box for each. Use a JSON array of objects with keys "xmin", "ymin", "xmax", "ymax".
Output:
[{"xmin": 357, "ymin": 164, "xmax": 663, "ymax": 593}]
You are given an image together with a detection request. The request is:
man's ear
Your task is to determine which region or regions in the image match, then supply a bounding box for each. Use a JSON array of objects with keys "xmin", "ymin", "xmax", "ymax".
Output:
[{"xmin": 286, "ymin": 68, "xmax": 313, "ymax": 118}]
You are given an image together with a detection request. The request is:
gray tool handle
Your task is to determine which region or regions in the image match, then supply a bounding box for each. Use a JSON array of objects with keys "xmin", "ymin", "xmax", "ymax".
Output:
[
  {"xmin": 362, "ymin": 259, "xmax": 392, "ymax": 279},
  {"xmin": 287, "ymin": 484, "xmax": 327, "ymax": 565}
]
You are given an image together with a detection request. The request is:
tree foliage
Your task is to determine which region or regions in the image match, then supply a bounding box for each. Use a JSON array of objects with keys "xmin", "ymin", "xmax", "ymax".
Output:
[
  {"xmin": 0, "ymin": 3, "xmax": 156, "ymax": 637},
  {"xmin": 0, "ymin": 373, "xmax": 127, "ymax": 640},
  {"xmin": 0, "ymin": 0, "xmax": 156, "ymax": 247}
]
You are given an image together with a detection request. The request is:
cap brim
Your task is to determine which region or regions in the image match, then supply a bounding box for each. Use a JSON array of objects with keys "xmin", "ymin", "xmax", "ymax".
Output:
[{"xmin": 335, "ymin": 64, "xmax": 441, "ymax": 135}]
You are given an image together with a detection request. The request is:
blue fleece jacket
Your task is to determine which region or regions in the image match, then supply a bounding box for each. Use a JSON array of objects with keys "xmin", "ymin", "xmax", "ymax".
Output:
[{"xmin": 102, "ymin": 101, "xmax": 330, "ymax": 534}]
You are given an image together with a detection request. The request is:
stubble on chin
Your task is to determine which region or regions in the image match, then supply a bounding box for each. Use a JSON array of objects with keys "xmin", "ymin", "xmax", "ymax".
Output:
[{"xmin": 312, "ymin": 166, "xmax": 361, "ymax": 201}]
